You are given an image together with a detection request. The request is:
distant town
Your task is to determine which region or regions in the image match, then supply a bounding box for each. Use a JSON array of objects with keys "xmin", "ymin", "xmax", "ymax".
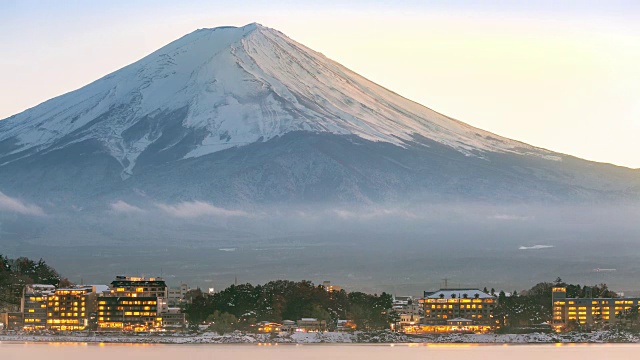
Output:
[{"xmin": 2, "ymin": 255, "xmax": 639, "ymax": 335}]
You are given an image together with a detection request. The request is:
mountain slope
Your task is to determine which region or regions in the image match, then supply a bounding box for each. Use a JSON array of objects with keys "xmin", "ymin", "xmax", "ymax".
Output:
[{"xmin": 0, "ymin": 23, "xmax": 638, "ymax": 206}]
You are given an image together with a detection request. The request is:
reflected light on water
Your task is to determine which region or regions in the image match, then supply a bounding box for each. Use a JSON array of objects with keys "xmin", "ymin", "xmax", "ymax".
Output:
[{"xmin": 2, "ymin": 342, "xmax": 640, "ymax": 360}]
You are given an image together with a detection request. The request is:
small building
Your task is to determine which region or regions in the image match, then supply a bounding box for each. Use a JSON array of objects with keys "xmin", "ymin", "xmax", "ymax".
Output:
[
  {"xmin": 392, "ymin": 295, "xmax": 423, "ymax": 332},
  {"xmin": 256, "ymin": 321, "xmax": 282, "ymax": 333},
  {"xmin": 167, "ymin": 283, "xmax": 190, "ymax": 306},
  {"xmin": 0, "ymin": 312, "xmax": 24, "ymax": 331},
  {"xmin": 280, "ymin": 319, "xmax": 297, "ymax": 333},
  {"xmin": 297, "ymin": 318, "xmax": 327, "ymax": 332},
  {"xmin": 161, "ymin": 308, "xmax": 186, "ymax": 331},
  {"xmin": 336, "ymin": 319, "xmax": 356, "ymax": 332}
]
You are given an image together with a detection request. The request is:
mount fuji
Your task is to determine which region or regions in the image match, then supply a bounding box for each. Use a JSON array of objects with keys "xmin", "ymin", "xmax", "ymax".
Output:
[{"xmin": 0, "ymin": 23, "xmax": 638, "ymax": 208}]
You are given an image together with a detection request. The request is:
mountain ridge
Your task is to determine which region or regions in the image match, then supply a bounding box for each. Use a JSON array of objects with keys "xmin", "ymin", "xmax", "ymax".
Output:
[{"xmin": 0, "ymin": 23, "xmax": 638, "ymax": 206}]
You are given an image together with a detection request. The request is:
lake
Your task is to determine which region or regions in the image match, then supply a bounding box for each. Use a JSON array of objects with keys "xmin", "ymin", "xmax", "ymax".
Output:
[{"xmin": 1, "ymin": 343, "xmax": 640, "ymax": 360}]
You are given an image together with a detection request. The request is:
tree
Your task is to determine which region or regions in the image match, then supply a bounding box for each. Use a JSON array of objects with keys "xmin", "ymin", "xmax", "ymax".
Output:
[
  {"xmin": 0, "ymin": 255, "xmax": 64, "ymax": 310},
  {"xmin": 207, "ymin": 311, "xmax": 238, "ymax": 334},
  {"xmin": 498, "ymin": 291, "xmax": 506, "ymax": 302}
]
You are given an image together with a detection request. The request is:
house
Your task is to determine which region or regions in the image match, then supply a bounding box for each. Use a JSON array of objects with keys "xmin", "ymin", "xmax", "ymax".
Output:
[
  {"xmin": 280, "ymin": 320, "xmax": 297, "ymax": 333},
  {"xmin": 256, "ymin": 321, "xmax": 282, "ymax": 333},
  {"xmin": 336, "ymin": 319, "xmax": 356, "ymax": 332},
  {"xmin": 297, "ymin": 318, "xmax": 327, "ymax": 332}
]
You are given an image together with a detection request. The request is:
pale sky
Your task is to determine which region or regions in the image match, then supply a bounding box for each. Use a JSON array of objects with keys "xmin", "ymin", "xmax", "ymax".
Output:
[{"xmin": 1, "ymin": 1, "xmax": 639, "ymax": 168}]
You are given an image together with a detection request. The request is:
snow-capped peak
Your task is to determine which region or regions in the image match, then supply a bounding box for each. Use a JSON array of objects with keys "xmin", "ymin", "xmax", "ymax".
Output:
[{"xmin": 0, "ymin": 23, "xmax": 560, "ymax": 178}]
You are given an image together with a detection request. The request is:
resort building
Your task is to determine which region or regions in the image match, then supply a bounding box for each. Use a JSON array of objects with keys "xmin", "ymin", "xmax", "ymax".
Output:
[
  {"xmin": 98, "ymin": 276, "xmax": 167, "ymax": 331},
  {"xmin": 22, "ymin": 284, "xmax": 55, "ymax": 330},
  {"xmin": 46, "ymin": 286, "xmax": 99, "ymax": 331},
  {"xmin": 97, "ymin": 275, "xmax": 183, "ymax": 331},
  {"xmin": 97, "ymin": 296, "xmax": 162, "ymax": 331},
  {"xmin": 416, "ymin": 288, "xmax": 497, "ymax": 333},
  {"xmin": 552, "ymin": 287, "xmax": 640, "ymax": 330}
]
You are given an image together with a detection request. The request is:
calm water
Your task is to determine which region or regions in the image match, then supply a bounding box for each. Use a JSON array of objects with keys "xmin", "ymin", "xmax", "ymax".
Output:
[{"xmin": 1, "ymin": 343, "xmax": 640, "ymax": 359}]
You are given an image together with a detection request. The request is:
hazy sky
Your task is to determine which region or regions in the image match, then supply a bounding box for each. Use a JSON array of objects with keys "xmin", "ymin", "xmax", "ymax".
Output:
[{"xmin": 1, "ymin": 1, "xmax": 639, "ymax": 168}]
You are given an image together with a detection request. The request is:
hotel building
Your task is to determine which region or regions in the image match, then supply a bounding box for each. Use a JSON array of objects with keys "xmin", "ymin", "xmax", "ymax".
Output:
[
  {"xmin": 552, "ymin": 287, "xmax": 640, "ymax": 329},
  {"xmin": 417, "ymin": 288, "xmax": 497, "ymax": 333},
  {"xmin": 46, "ymin": 286, "xmax": 99, "ymax": 331},
  {"xmin": 22, "ymin": 284, "xmax": 55, "ymax": 330},
  {"xmin": 97, "ymin": 276, "xmax": 168, "ymax": 331}
]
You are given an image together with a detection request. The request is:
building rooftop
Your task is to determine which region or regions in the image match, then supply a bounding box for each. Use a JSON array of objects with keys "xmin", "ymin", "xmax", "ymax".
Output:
[
  {"xmin": 424, "ymin": 289, "xmax": 494, "ymax": 300},
  {"xmin": 114, "ymin": 276, "xmax": 164, "ymax": 281}
]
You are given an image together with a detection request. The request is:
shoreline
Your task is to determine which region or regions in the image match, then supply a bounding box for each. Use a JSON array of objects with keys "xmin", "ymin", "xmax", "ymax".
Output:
[{"xmin": 1, "ymin": 330, "xmax": 639, "ymax": 344}]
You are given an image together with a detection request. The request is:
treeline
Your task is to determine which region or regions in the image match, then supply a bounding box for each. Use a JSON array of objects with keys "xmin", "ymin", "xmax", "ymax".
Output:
[
  {"xmin": 494, "ymin": 278, "xmax": 618, "ymax": 331},
  {"xmin": 184, "ymin": 280, "xmax": 396, "ymax": 332},
  {"xmin": 0, "ymin": 254, "xmax": 68, "ymax": 310}
]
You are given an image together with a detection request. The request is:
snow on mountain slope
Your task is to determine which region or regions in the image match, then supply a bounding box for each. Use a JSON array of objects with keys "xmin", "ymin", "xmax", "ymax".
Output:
[{"xmin": 0, "ymin": 23, "xmax": 559, "ymax": 179}]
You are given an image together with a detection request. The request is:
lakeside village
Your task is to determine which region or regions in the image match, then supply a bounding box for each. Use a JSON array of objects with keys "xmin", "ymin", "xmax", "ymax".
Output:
[{"xmin": 3, "ymin": 256, "xmax": 640, "ymax": 338}]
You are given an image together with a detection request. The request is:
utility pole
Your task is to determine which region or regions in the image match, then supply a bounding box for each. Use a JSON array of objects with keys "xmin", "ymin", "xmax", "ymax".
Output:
[{"xmin": 442, "ymin": 278, "xmax": 449, "ymax": 289}]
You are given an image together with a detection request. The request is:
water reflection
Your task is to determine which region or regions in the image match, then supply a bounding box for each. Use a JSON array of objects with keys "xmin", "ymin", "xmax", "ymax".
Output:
[{"xmin": 1, "ymin": 342, "xmax": 640, "ymax": 360}]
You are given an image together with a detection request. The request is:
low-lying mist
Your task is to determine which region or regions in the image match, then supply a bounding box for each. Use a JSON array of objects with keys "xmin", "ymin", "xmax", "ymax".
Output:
[{"xmin": 1, "ymin": 198, "xmax": 639, "ymax": 296}]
